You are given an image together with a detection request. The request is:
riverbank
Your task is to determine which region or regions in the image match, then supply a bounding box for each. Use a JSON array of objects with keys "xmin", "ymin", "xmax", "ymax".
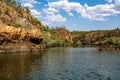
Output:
[
  {"xmin": 71, "ymin": 29, "xmax": 120, "ymax": 51},
  {"xmin": 0, "ymin": 25, "xmax": 120, "ymax": 53},
  {"xmin": 98, "ymin": 45, "xmax": 120, "ymax": 51}
]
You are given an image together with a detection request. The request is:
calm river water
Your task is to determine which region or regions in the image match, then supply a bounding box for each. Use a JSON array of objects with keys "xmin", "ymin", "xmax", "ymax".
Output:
[{"xmin": 0, "ymin": 47, "xmax": 120, "ymax": 80}]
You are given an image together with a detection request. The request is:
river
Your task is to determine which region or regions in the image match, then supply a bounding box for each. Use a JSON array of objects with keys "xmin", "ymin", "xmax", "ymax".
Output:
[{"xmin": 0, "ymin": 47, "xmax": 120, "ymax": 80}]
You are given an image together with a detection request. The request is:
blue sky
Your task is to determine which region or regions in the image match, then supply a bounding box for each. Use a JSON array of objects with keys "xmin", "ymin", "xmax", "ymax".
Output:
[{"xmin": 18, "ymin": 0, "xmax": 120, "ymax": 31}]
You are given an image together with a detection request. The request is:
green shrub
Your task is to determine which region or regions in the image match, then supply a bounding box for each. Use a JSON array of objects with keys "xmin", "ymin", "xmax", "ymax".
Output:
[
  {"xmin": 55, "ymin": 37, "xmax": 66, "ymax": 47},
  {"xmin": 72, "ymin": 40, "xmax": 82, "ymax": 47},
  {"xmin": 117, "ymin": 40, "xmax": 120, "ymax": 47},
  {"xmin": 111, "ymin": 38, "xmax": 117, "ymax": 45},
  {"xmin": 42, "ymin": 31, "xmax": 52, "ymax": 47},
  {"xmin": 0, "ymin": 8, "xmax": 2, "ymax": 14},
  {"xmin": 32, "ymin": 18, "xmax": 39, "ymax": 25},
  {"xmin": 5, "ymin": 6, "xmax": 10, "ymax": 13},
  {"xmin": 41, "ymin": 31, "xmax": 68, "ymax": 47},
  {"xmin": 13, "ymin": 23, "xmax": 22, "ymax": 28},
  {"xmin": 25, "ymin": 7, "xmax": 30, "ymax": 13},
  {"xmin": 44, "ymin": 25, "xmax": 49, "ymax": 31}
]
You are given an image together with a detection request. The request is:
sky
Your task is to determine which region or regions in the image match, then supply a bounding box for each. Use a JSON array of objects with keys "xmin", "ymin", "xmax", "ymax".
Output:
[{"xmin": 17, "ymin": 0, "xmax": 120, "ymax": 31}]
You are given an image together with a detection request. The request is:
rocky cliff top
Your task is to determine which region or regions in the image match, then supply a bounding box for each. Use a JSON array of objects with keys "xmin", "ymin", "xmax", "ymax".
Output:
[{"xmin": 0, "ymin": 1, "xmax": 45, "ymax": 30}]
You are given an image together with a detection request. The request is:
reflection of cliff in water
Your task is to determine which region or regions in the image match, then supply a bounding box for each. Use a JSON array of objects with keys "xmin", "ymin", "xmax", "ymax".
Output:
[{"xmin": 0, "ymin": 50, "xmax": 46, "ymax": 80}]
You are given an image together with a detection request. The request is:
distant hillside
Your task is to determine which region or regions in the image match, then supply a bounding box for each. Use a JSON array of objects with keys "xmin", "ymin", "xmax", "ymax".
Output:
[{"xmin": 71, "ymin": 28, "xmax": 120, "ymax": 50}]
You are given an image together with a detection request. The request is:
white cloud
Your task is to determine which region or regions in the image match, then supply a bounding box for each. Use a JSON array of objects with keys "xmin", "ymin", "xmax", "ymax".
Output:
[
  {"xmin": 21, "ymin": 0, "xmax": 40, "ymax": 4},
  {"xmin": 46, "ymin": 14, "xmax": 66, "ymax": 23},
  {"xmin": 42, "ymin": 14, "xmax": 66, "ymax": 25},
  {"xmin": 43, "ymin": 7, "xmax": 58, "ymax": 15},
  {"xmin": 29, "ymin": 9, "xmax": 42, "ymax": 20},
  {"xmin": 42, "ymin": 2, "xmax": 66, "ymax": 24},
  {"xmin": 20, "ymin": 0, "xmax": 120, "ymax": 25},
  {"xmin": 44, "ymin": 0, "xmax": 120, "ymax": 21},
  {"xmin": 68, "ymin": 13, "xmax": 74, "ymax": 16},
  {"xmin": 22, "ymin": 3, "xmax": 33, "ymax": 8},
  {"xmin": 82, "ymin": 4, "xmax": 120, "ymax": 20},
  {"xmin": 20, "ymin": 0, "xmax": 42, "ymax": 20},
  {"xmin": 106, "ymin": 0, "xmax": 112, "ymax": 3},
  {"xmin": 114, "ymin": 0, "xmax": 120, "ymax": 11},
  {"xmin": 20, "ymin": 0, "xmax": 40, "ymax": 8},
  {"xmin": 42, "ymin": 13, "xmax": 66, "ymax": 25},
  {"xmin": 115, "ymin": 0, "xmax": 120, "ymax": 3},
  {"xmin": 72, "ymin": 23, "xmax": 77, "ymax": 26},
  {"xmin": 30, "ymin": 9, "xmax": 41, "ymax": 16}
]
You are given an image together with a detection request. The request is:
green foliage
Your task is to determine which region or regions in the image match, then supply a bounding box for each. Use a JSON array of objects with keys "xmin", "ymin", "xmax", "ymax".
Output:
[
  {"xmin": 3, "ymin": 0, "xmax": 20, "ymax": 8},
  {"xmin": 13, "ymin": 23, "xmax": 32, "ymax": 30},
  {"xmin": 41, "ymin": 31, "xmax": 52, "ymax": 47},
  {"xmin": 0, "ymin": 8, "xmax": 2, "ymax": 14},
  {"xmin": 71, "ymin": 31, "xmax": 87, "ymax": 35},
  {"xmin": 10, "ymin": 0, "xmax": 17, "ymax": 8},
  {"xmin": 3, "ymin": 0, "xmax": 23, "ymax": 15},
  {"xmin": 54, "ymin": 37, "xmax": 66, "ymax": 47},
  {"xmin": 44, "ymin": 25, "xmax": 49, "ymax": 31},
  {"xmin": 3, "ymin": 0, "xmax": 11, "ymax": 4},
  {"xmin": 12, "ymin": 23, "xmax": 22, "ymax": 28},
  {"xmin": 111, "ymin": 37, "xmax": 120, "ymax": 46},
  {"xmin": 25, "ymin": 7, "xmax": 30, "ymax": 13},
  {"xmin": 72, "ymin": 28, "xmax": 120, "ymax": 48},
  {"xmin": 14, "ymin": 2, "xmax": 22, "ymax": 12},
  {"xmin": 32, "ymin": 18, "xmax": 40, "ymax": 25},
  {"xmin": 72, "ymin": 40, "xmax": 82, "ymax": 47},
  {"xmin": 117, "ymin": 40, "xmax": 120, "ymax": 46},
  {"xmin": 41, "ymin": 31, "xmax": 70, "ymax": 47},
  {"xmin": 5, "ymin": 6, "xmax": 10, "ymax": 13}
]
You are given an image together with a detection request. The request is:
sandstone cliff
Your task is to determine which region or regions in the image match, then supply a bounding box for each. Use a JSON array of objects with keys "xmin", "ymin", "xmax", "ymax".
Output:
[
  {"xmin": 0, "ymin": 25, "xmax": 45, "ymax": 52},
  {"xmin": 0, "ymin": 0, "xmax": 46, "ymax": 52},
  {"xmin": 0, "ymin": 0, "xmax": 74, "ymax": 52}
]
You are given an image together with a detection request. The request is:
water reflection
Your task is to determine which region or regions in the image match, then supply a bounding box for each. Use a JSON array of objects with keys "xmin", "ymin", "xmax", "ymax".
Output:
[
  {"xmin": 0, "ymin": 50, "xmax": 45, "ymax": 80},
  {"xmin": 0, "ymin": 48, "xmax": 120, "ymax": 80}
]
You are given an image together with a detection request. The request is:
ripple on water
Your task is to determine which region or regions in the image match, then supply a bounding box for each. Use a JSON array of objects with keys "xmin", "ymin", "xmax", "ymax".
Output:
[{"xmin": 0, "ymin": 48, "xmax": 120, "ymax": 80}]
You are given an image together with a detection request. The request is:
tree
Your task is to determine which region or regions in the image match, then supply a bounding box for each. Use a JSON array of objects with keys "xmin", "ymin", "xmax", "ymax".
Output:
[
  {"xmin": 11, "ymin": 0, "xmax": 17, "ymax": 8},
  {"xmin": 25, "ymin": 7, "xmax": 30, "ymax": 13},
  {"xmin": 44, "ymin": 25, "xmax": 49, "ymax": 31}
]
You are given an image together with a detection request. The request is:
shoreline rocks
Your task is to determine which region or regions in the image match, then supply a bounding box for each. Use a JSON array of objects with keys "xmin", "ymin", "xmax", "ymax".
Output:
[{"xmin": 98, "ymin": 46, "xmax": 120, "ymax": 51}]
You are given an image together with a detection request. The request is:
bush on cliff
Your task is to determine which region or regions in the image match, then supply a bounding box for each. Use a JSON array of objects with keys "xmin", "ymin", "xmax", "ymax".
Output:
[
  {"xmin": 0, "ymin": 8, "xmax": 2, "ymax": 14},
  {"xmin": 12, "ymin": 23, "xmax": 22, "ymax": 28},
  {"xmin": 5, "ymin": 6, "xmax": 10, "ymax": 14},
  {"xmin": 72, "ymin": 40, "xmax": 82, "ymax": 47},
  {"xmin": 41, "ymin": 31, "xmax": 70, "ymax": 47}
]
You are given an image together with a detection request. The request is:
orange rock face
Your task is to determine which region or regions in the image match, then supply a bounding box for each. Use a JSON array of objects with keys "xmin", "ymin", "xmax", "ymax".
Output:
[{"xmin": 0, "ymin": 25, "xmax": 46, "ymax": 53}]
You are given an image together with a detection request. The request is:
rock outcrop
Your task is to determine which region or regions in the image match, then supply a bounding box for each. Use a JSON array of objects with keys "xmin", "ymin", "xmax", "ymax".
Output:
[
  {"xmin": 50, "ymin": 27, "xmax": 73, "ymax": 46},
  {"xmin": 0, "ymin": 0, "xmax": 46, "ymax": 53},
  {"xmin": 0, "ymin": 25, "xmax": 46, "ymax": 53}
]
